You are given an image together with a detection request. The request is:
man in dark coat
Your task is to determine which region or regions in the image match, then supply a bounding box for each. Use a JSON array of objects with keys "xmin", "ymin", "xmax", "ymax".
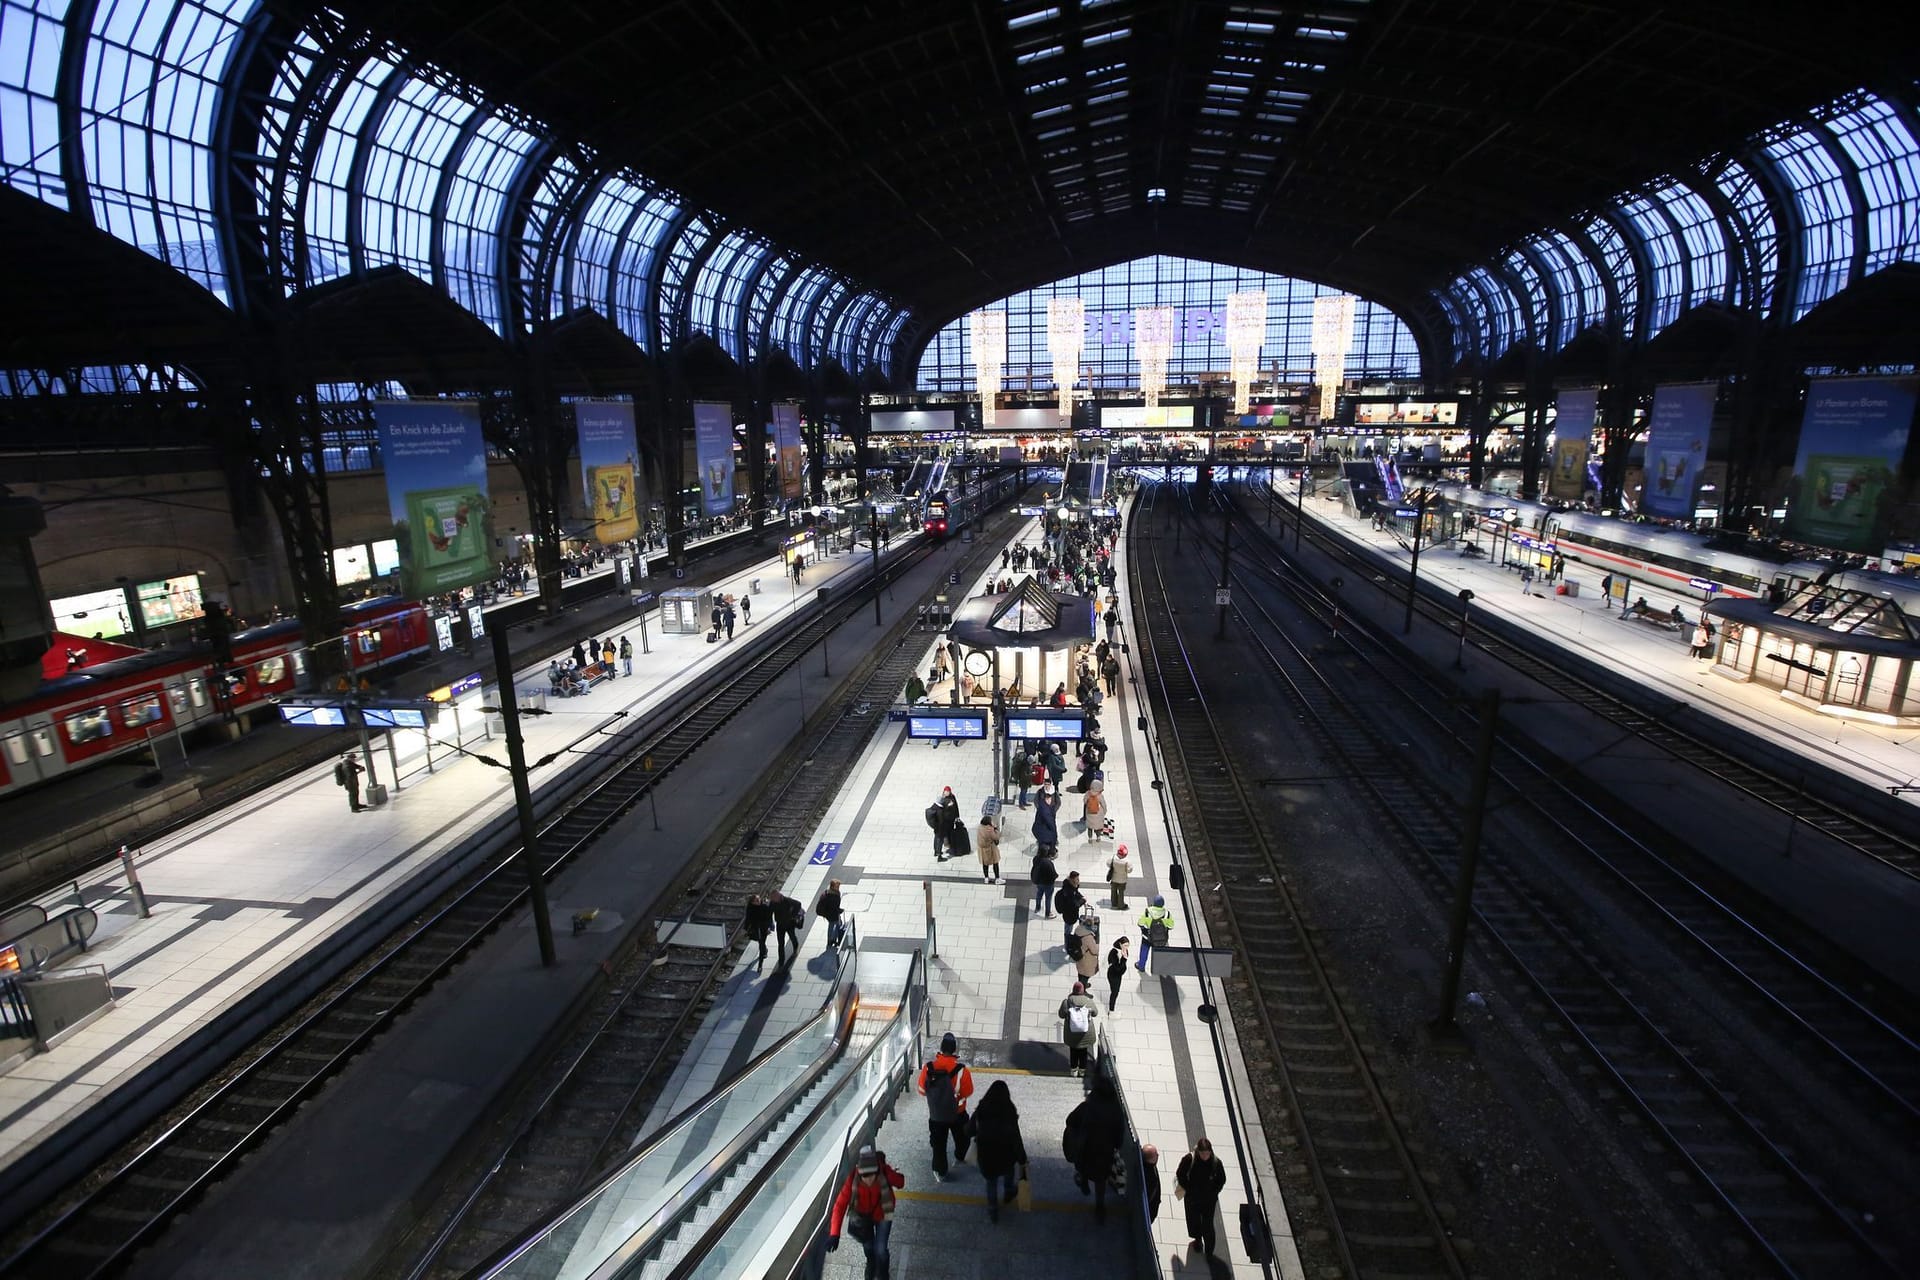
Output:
[
  {"xmin": 1176, "ymin": 1137, "xmax": 1229, "ymax": 1255},
  {"xmin": 743, "ymin": 894, "xmax": 774, "ymax": 966},
  {"xmin": 1053, "ymin": 872, "xmax": 1086, "ymax": 951},
  {"xmin": 1063, "ymin": 1076, "xmax": 1126, "ymax": 1223}
]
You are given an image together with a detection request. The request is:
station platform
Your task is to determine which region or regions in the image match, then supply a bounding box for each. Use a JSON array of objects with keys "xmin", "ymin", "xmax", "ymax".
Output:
[
  {"xmin": 1271, "ymin": 472, "xmax": 1920, "ymax": 807},
  {"xmin": 0, "ymin": 533, "xmax": 909, "ymax": 1187},
  {"xmin": 496, "ymin": 511, "xmax": 1300, "ymax": 1278}
]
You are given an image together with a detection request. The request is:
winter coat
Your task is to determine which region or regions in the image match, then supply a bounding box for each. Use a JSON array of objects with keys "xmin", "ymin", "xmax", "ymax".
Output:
[
  {"xmin": 1106, "ymin": 854, "xmax": 1131, "ymax": 887},
  {"xmin": 1030, "ymin": 854, "xmax": 1057, "ymax": 886},
  {"xmin": 1031, "ymin": 797, "xmax": 1059, "ymax": 847},
  {"xmin": 1074, "ymin": 923, "xmax": 1101, "ymax": 979},
  {"xmin": 816, "ymin": 888, "xmax": 842, "ymax": 925},
  {"xmin": 967, "ymin": 1082, "xmax": 1028, "ymax": 1180},
  {"xmin": 1058, "ymin": 991, "xmax": 1100, "ymax": 1048},
  {"xmin": 1063, "ymin": 1084, "xmax": 1125, "ymax": 1182},
  {"xmin": 976, "ymin": 820, "xmax": 1001, "ymax": 867},
  {"xmin": 830, "ymin": 1158, "xmax": 904, "ymax": 1235},
  {"xmin": 1177, "ymin": 1150, "xmax": 1228, "ymax": 1236},
  {"xmin": 743, "ymin": 899, "xmax": 773, "ymax": 939},
  {"xmin": 935, "ymin": 794, "xmax": 961, "ymax": 836},
  {"xmin": 1054, "ymin": 882, "xmax": 1086, "ymax": 924}
]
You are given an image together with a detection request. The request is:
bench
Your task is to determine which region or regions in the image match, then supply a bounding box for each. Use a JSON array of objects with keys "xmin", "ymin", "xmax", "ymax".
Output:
[
  {"xmin": 1621, "ymin": 611, "xmax": 1683, "ymax": 634},
  {"xmin": 580, "ymin": 661, "xmax": 615, "ymax": 687}
]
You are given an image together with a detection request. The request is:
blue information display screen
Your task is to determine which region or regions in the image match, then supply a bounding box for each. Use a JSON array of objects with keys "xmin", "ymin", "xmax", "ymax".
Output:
[
  {"xmin": 281, "ymin": 705, "xmax": 347, "ymax": 727},
  {"xmin": 1006, "ymin": 715, "xmax": 1084, "ymax": 740},
  {"xmin": 908, "ymin": 714, "xmax": 987, "ymax": 740},
  {"xmin": 364, "ymin": 707, "xmax": 430, "ymax": 729}
]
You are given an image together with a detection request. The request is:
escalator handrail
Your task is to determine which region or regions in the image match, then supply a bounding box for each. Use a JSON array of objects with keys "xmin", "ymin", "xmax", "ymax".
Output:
[
  {"xmin": 469, "ymin": 937, "xmax": 861, "ymax": 1279},
  {"xmin": 665, "ymin": 949, "xmax": 928, "ymax": 1280}
]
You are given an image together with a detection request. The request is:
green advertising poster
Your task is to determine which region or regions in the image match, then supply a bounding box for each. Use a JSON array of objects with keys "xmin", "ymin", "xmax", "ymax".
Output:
[
  {"xmin": 1787, "ymin": 377, "xmax": 1917, "ymax": 553},
  {"xmin": 373, "ymin": 401, "xmax": 494, "ymax": 598}
]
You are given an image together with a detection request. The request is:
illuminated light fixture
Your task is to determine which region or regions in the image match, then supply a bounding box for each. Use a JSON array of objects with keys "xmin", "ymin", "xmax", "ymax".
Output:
[
  {"xmin": 1135, "ymin": 306, "xmax": 1175, "ymax": 410},
  {"xmin": 1311, "ymin": 293, "xmax": 1357, "ymax": 419},
  {"xmin": 1046, "ymin": 297, "xmax": 1085, "ymax": 421},
  {"xmin": 969, "ymin": 310, "xmax": 1007, "ymax": 427},
  {"xmin": 1225, "ymin": 291, "xmax": 1267, "ymax": 415}
]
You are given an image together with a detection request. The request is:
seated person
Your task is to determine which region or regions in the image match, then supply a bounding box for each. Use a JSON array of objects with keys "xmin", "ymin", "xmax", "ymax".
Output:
[
  {"xmin": 1669, "ymin": 604, "xmax": 1686, "ymax": 627},
  {"xmin": 548, "ymin": 659, "xmax": 567, "ymax": 693},
  {"xmin": 1630, "ymin": 597, "xmax": 1652, "ymax": 618}
]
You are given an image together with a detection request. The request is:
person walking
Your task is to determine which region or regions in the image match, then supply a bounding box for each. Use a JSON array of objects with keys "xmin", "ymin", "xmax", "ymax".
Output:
[
  {"xmin": 740, "ymin": 595, "xmax": 751, "ymax": 626},
  {"xmin": 827, "ymin": 1145, "xmax": 905, "ymax": 1279},
  {"xmin": 1058, "ymin": 980, "xmax": 1101, "ymax": 1076},
  {"xmin": 1030, "ymin": 847, "xmax": 1058, "ymax": 918},
  {"xmin": 976, "ymin": 813, "xmax": 1002, "ymax": 883},
  {"xmin": 722, "ymin": 599, "xmax": 736, "ymax": 641},
  {"xmin": 1141, "ymin": 1143, "xmax": 1162, "ymax": 1223},
  {"xmin": 1101, "ymin": 652, "xmax": 1121, "ymax": 698},
  {"xmin": 1031, "ymin": 787, "xmax": 1060, "ymax": 856},
  {"xmin": 1137, "ymin": 895, "xmax": 1175, "ymax": 973},
  {"xmin": 968, "ymin": 1079, "xmax": 1028, "ymax": 1223},
  {"xmin": 772, "ymin": 890, "xmax": 805, "ymax": 968},
  {"xmin": 816, "ymin": 878, "xmax": 845, "ymax": 949},
  {"xmin": 619, "ymin": 634, "xmax": 633, "ymax": 676},
  {"xmin": 1105, "ymin": 936, "xmax": 1130, "ymax": 1011},
  {"xmin": 1072, "ymin": 908, "xmax": 1101, "ymax": 985},
  {"xmin": 743, "ymin": 893, "xmax": 774, "ymax": 967},
  {"xmin": 1009, "ymin": 743, "xmax": 1033, "ymax": 808},
  {"xmin": 1176, "ymin": 1137, "xmax": 1229, "ymax": 1256},
  {"xmin": 1105, "ymin": 844, "xmax": 1131, "ymax": 909},
  {"xmin": 1062, "ymin": 1075, "xmax": 1125, "ymax": 1222},
  {"xmin": 334, "ymin": 754, "xmax": 365, "ymax": 812},
  {"xmin": 1691, "ymin": 615, "xmax": 1714, "ymax": 660},
  {"xmin": 917, "ymin": 1031, "xmax": 975, "ymax": 1179},
  {"xmin": 928, "ymin": 787, "xmax": 961, "ymax": 861}
]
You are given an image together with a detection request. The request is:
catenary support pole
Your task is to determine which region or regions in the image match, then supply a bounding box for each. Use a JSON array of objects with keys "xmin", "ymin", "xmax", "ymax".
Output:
[
  {"xmin": 1433, "ymin": 688, "xmax": 1500, "ymax": 1035},
  {"xmin": 491, "ymin": 625, "xmax": 556, "ymax": 967}
]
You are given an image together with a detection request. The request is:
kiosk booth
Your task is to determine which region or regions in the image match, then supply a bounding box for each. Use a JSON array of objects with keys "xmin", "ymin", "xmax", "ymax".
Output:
[
  {"xmin": 658, "ymin": 587, "xmax": 713, "ymax": 635},
  {"xmin": 1706, "ymin": 584, "xmax": 1920, "ymax": 725}
]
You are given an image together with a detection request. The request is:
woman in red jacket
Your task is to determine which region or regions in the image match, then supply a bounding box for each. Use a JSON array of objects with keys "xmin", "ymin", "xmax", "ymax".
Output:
[{"xmin": 828, "ymin": 1145, "xmax": 905, "ymax": 1279}]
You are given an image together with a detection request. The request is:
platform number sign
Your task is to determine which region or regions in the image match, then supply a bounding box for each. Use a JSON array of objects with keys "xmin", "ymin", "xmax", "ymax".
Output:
[
  {"xmin": 1215, "ymin": 588, "xmax": 1232, "ymax": 606},
  {"xmin": 809, "ymin": 841, "xmax": 841, "ymax": 866}
]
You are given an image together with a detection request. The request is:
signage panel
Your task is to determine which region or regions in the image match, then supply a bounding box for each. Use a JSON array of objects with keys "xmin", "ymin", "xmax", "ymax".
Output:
[
  {"xmin": 907, "ymin": 714, "xmax": 988, "ymax": 740},
  {"xmin": 693, "ymin": 400, "xmax": 736, "ymax": 516},
  {"xmin": 1642, "ymin": 383, "xmax": 1715, "ymax": 519},
  {"xmin": 1786, "ymin": 376, "xmax": 1918, "ymax": 553},
  {"xmin": 372, "ymin": 400, "xmax": 494, "ymax": 597},
  {"xmin": 576, "ymin": 401, "xmax": 641, "ymax": 544}
]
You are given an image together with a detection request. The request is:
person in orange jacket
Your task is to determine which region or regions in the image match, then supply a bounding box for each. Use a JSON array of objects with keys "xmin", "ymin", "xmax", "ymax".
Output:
[
  {"xmin": 828, "ymin": 1145, "xmax": 905, "ymax": 1278},
  {"xmin": 916, "ymin": 1031, "xmax": 975, "ymax": 1178}
]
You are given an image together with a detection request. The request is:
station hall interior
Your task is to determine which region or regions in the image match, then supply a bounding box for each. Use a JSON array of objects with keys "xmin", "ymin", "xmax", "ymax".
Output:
[{"xmin": 2, "ymin": 2, "xmax": 1920, "ymax": 1278}]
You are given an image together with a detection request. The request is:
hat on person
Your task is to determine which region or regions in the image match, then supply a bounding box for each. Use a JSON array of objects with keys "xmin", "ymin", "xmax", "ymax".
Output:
[
  {"xmin": 942, "ymin": 786, "xmax": 952, "ymax": 795},
  {"xmin": 1072, "ymin": 981, "xmax": 1086, "ymax": 994},
  {"xmin": 1116, "ymin": 845, "xmax": 1128, "ymax": 858},
  {"xmin": 1152, "ymin": 894, "xmax": 1165, "ymax": 907},
  {"xmin": 940, "ymin": 1032, "xmax": 958, "ymax": 1054},
  {"xmin": 856, "ymin": 1146, "xmax": 881, "ymax": 1171}
]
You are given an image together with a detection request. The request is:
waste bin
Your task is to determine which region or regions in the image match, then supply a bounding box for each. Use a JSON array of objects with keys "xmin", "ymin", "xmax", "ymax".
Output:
[
  {"xmin": 1560, "ymin": 579, "xmax": 1581, "ymax": 598},
  {"xmin": 365, "ymin": 782, "xmax": 390, "ymax": 808}
]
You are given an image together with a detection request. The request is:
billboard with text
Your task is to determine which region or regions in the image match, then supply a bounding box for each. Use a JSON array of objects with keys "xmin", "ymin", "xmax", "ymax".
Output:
[
  {"xmin": 373, "ymin": 401, "xmax": 493, "ymax": 597},
  {"xmin": 692, "ymin": 401, "xmax": 736, "ymax": 516},
  {"xmin": 575, "ymin": 401, "xmax": 640, "ymax": 545},
  {"xmin": 1786, "ymin": 376, "xmax": 1917, "ymax": 553},
  {"xmin": 1641, "ymin": 383, "xmax": 1715, "ymax": 519}
]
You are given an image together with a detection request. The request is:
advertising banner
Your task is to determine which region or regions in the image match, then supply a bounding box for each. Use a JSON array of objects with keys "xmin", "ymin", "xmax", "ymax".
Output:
[
  {"xmin": 1641, "ymin": 383, "xmax": 1715, "ymax": 519},
  {"xmin": 373, "ymin": 401, "xmax": 494, "ymax": 598},
  {"xmin": 1786, "ymin": 376, "xmax": 1918, "ymax": 552},
  {"xmin": 1550, "ymin": 389, "xmax": 1596, "ymax": 501},
  {"xmin": 575, "ymin": 401, "xmax": 640, "ymax": 545},
  {"xmin": 692, "ymin": 400, "xmax": 736, "ymax": 516},
  {"xmin": 772, "ymin": 403, "xmax": 804, "ymax": 501},
  {"xmin": 868, "ymin": 408, "xmax": 957, "ymax": 434}
]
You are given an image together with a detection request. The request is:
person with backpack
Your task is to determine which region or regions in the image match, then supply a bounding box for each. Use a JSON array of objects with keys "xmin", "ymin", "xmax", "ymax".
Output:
[
  {"xmin": 967, "ymin": 1079, "xmax": 1028, "ymax": 1223},
  {"xmin": 334, "ymin": 754, "xmax": 364, "ymax": 812},
  {"xmin": 740, "ymin": 595, "xmax": 751, "ymax": 626},
  {"xmin": 772, "ymin": 890, "xmax": 805, "ymax": 968},
  {"xmin": 976, "ymin": 813, "xmax": 1002, "ymax": 883},
  {"xmin": 1072, "ymin": 908, "xmax": 1101, "ymax": 983},
  {"xmin": 1031, "ymin": 787, "xmax": 1059, "ymax": 857},
  {"xmin": 1105, "ymin": 936, "xmax": 1131, "ymax": 1011},
  {"xmin": 1009, "ymin": 743, "xmax": 1033, "ymax": 808},
  {"xmin": 1030, "ymin": 847, "xmax": 1059, "ymax": 918},
  {"xmin": 1080, "ymin": 779, "xmax": 1106, "ymax": 838},
  {"xmin": 916, "ymin": 1031, "xmax": 975, "ymax": 1179},
  {"xmin": 1062, "ymin": 1074, "xmax": 1126, "ymax": 1221},
  {"xmin": 816, "ymin": 878, "xmax": 845, "ymax": 949},
  {"xmin": 1137, "ymin": 895, "xmax": 1176, "ymax": 973},
  {"xmin": 742, "ymin": 894, "xmax": 775, "ymax": 967},
  {"xmin": 1105, "ymin": 844, "xmax": 1131, "ymax": 909},
  {"xmin": 1054, "ymin": 872, "xmax": 1086, "ymax": 952},
  {"xmin": 927, "ymin": 786, "xmax": 961, "ymax": 860},
  {"xmin": 1058, "ymin": 980, "xmax": 1101, "ymax": 1076},
  {"xmin": 827, "ymin": 1145, "xmax": 905, "ymax": 1278},
  {"xmin": 1042, "ymin": 742, "xmax": 1067, "ymax": 790},
  {"xmin": 618, "ymin": 634, "xmax": 633, "ymax": 676}
]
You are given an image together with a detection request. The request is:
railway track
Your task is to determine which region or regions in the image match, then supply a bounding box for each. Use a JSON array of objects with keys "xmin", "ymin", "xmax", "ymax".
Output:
[
  {"xmin": 0, "ymin": 524, "xmax": 983, "ymax": 1280},
  {"xmin": 1171, "ymin": 482, "xmax": 1911, "ymax": 1275},
  {"xmin": 407, "ymin": 514, "xmax": 1022, "ymax": 1279},
  {"xmin": 1240, "ymin": 472, "xmax": 1920, "ymax": 880},
  {"xmin": 1129, "ymin": 483, "xmax": 1468, "ymax": 1280}
]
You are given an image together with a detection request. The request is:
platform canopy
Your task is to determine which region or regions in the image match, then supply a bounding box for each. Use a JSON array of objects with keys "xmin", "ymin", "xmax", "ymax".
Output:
[{"xmin": 949, "ymin": 576, "xmax": 1096, "ymax": 654}]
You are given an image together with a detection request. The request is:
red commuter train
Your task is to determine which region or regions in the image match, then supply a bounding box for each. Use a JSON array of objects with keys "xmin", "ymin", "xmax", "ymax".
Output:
[{"xmin": 0, "ymin": 596, "xmax": 434, "ymax": 798}]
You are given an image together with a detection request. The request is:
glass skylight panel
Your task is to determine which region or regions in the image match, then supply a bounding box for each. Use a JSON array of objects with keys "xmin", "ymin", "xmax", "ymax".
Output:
[
  {"xmin": 566, "ymin": 176, "xmax": 646, "ymax": 314},
  {"xmin": 1006, "ymin": 6, "xmax": 1059, "ymax": 31},
  {"xmin": 1015, "ymin": 44, "xmax": 1062, "ymax": 64},
  {"xmin": 1223, "ymin": 20, "xmax": 1276, "ymax": 34},
  {"xmin": 1084, "ymin": 27, "xmax": 1128, "ymax": 47},
  {"xmin": 441, "ymin": 113, "xmax": 539, "ymax": 331},
  {"xmin": 1025, "ymin": 76, "xmax": 1068, "ymax": 94},
  {"xmin": 1295, "ymin": 25, "xmax": 1347, "ymax": 40},
  {"xmin": 1032, "ymin": 102, "xmax": 1071, "ymax": 120},
  {"xmin": 1824, "ymin": 95, "xmax": 1920, "ymax": 273},
  {"xmin": 1712, "ymin": 159, "xmax": 1779, "ymax": 312},
  {"xmin": 1765, "ymin": 123, "xmax": 1856, "ymax": 315}
]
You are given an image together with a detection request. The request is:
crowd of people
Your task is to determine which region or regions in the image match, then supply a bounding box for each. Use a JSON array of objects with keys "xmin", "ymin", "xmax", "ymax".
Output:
[{"xmin": 545, "ymin": 632, "xmax": 633, "ymax": 697}]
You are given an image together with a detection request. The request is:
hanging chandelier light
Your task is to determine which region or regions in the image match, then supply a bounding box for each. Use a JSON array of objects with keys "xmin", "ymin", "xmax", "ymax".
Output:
[
  {"xmin": 1311, "ymin": 294, "xmax": 1357, "ymax": 420},
  {"xmin": 1046, "ymin": 297, "xmax": 1085, "ymax": 422},
  {"xmin": 969, "ymin": 310, "xmax": 1007, "ymax": 427},
  {"xmin": 1135, "ymin": 306, "xmax": 1175, "ymax": 411},
  {"xmin": 1225, "ymin": 291, "xmax": 1267, "ymax": 415}
]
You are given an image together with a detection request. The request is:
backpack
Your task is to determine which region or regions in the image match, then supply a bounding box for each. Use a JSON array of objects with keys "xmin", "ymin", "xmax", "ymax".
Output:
[
  {"xmin": 333, "ymin": 761, "xmax": 348, "ymax": 786},
  {"xmin": 949, "ymin": 822, "xmax": 970, "ymax": 856},
  {"xmin": 1067, "ymin": 1002, "xmax": 1091, "ymax": 1035},
  {"xmin": 1148, "ymin": 914, "xmax": 1171, "ymax": 948},
  {"xmin": 778, "ymin": 898, "xmax": 805, "ymax": 930},
  {"xmin": 924, "ymin": 1063, "xmax": 960, "ymax": 1122},
  {"xmin": 1031, "ymin": 762, "xmax": 1047, "ymax": 785},
  {"xmin": 1032, "ymin": 855, "xmax": 1056, "ymax": 884},
  {"xmin": 925, "ymin": 804, "xmax": 943, "ymax": 831}
]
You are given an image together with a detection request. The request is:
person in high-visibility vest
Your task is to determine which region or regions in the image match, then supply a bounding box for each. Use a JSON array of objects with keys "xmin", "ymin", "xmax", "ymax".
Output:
[{"xmin": 1136, "ymin": 896, "xmax": 1176, "ymax": 973}]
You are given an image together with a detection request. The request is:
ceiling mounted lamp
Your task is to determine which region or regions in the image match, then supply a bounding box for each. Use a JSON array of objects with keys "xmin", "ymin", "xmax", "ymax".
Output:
[
  {"xmin": 1135, "ymin": 306, "xmax": 1175, "ymax": 411},
  {"xmin": 969, "ymin": 309, "xmax": 1007, "ymax": 428},
  {"xmin": 1046, "ymin": 297, "xmax": 1085, "ymax": 422},
  {"xmin": 1225, "ymin": 291, "xmax": 1267, "ymax": 415},
  {"xmin": 1311, "ymin": 294, "xmax": 1357, "ymax": 420}
]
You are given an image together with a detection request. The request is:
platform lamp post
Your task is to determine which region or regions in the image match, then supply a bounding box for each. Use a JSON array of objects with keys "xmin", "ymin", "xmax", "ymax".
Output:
[
  {"xmin": 1215, "ymin": 503, "xmax": 1233, "ymax": 640},
  {"xmin": 1295, "ymin": 453, "xmax": 1308, "ymax": 552},
  {"xmin": 1402, "ymin": 487, "xmax": 1432, "ymax": 635},
  {"xmin": 870, "ymin": 509, "xmax": 883, "ymax": 627},
  {"xmin": 487, "ymin": 624, "xmax": 557, "ymax": 968},
  {"xmin": 1454, "ymin": 589, "xmax": 1475, "ymax": 669}
]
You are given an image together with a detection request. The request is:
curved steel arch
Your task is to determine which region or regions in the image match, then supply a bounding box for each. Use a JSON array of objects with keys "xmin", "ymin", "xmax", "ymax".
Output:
[
  {"xmin": 1734, "ymin": 140, "xmax": 1804, "ymax": 325},
  {"xmin": 735, "ymin": 244, "xmax": 784, "ymax": 366},
  {"xmin": 54, "ymin": 0, "xmax": 100, "ymax": 228},
  {"xmin": 342, "ymin": 59, "xmax": 414, "ymax": 277}
]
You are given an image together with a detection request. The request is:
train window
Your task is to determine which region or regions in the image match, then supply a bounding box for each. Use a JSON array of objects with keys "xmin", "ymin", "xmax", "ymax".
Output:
[
  {"xmin": 120, "ymin": 695, "xmax": 164, "ymax": 729},
  {"xmin": 188, "ymin": 677, "xmax": 208, "ymax": 707},
  {"xmin": 168, "ymin": 686, "xmax": 189, "ymax": 715},
  {"xmin": 64, "ymin": 708, "xmax": 113, "ymax": 745},
  {"xmin": 30, "ymin": 728, "xmax": 54, "ymax": 757},
  {"xmin": 257, "ymin": 656, "xmax": 288, "ymax": 684},
  {"xmin": 3, "ymin": 735, "xmax": 25, "ymax": 766},
  {"xmin": 356, "ymin": 629, "xmax": 382, "ymax": 655}
]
